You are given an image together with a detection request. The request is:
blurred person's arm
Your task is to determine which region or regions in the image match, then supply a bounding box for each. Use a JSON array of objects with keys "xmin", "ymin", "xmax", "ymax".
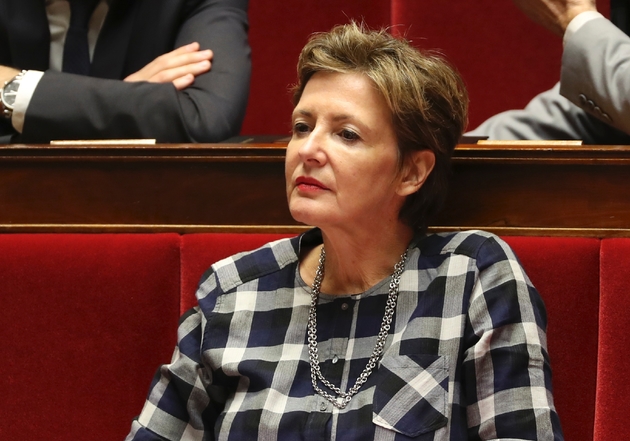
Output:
[
  {"xmin": 559, "ymin": 15, "xmax": 630, "ymax": 134},
  {"xmin": 510, "ymin": 0, "xmax": 597, "ymax": 36},
  {"xmin": 468, "ymin": 0, "xmax": 630, "ymax": 141},
  {"xmin": 11, "ymin": 0, "xmax": 251, "ymax": 143},
  {"xmin": 466, "ymin": 83, "xmax": 630, "ymax": 144}
]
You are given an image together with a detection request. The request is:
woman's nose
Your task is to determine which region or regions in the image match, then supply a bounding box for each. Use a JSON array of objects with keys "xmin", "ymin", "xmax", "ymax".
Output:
[{"xmin": 298, "ymin": 130, "xmax": 327, "ymax": 165}]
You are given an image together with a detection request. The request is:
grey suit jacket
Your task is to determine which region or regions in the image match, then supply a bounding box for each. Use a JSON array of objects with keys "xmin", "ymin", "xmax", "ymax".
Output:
[
  {"xmin": 467, "ymin": 17, "xmax": 630, "ymax": 144},
  {"xmin": 0, "ymin": 0, "xmax": 251, "ymax": 143}
]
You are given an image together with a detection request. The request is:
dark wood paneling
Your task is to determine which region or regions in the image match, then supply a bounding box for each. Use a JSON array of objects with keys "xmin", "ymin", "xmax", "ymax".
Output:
[
  {"xmin": 0, "ymin": 144, "xmax": 297, "ymax": 232},
  {"xmin": 434, "ymin": 145, "xmax": 630, "ymax": 236},
  {"xmin": 1, "ymin": 143, "xmax": 630, "ymax": 236}
]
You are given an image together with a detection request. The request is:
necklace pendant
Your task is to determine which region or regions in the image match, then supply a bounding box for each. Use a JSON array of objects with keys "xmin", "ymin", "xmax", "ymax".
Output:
[{"xmin": 335, "ymin": 397, "xmax": 346, "ymax": 409}]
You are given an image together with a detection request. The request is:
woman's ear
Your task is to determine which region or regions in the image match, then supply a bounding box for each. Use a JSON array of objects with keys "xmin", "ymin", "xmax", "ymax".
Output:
[{"xmin": 396, "ymin": 150, "xmax": 436, "ymax": 196}]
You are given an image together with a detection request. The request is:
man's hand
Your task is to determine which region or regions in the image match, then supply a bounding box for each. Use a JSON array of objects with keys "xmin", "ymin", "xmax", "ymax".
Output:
[
  {"xmin": 124, "ymin": 42, "xmax": 212, "ymax": 90},
  {"xmin": 0, "ymin": 66, "xmax": 20, "ymax": 85},
  {"xmin": 511, "ymin": 0, "xmax": 597, "ymax": 36}
]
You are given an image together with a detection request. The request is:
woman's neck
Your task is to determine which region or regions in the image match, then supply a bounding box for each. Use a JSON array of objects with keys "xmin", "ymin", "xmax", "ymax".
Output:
[{"xmin": 301, "ymin": 223, "xmax": 414, "ymax": 296}]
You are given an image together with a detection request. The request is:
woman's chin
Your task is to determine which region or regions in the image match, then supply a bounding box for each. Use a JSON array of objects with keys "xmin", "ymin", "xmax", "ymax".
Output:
[
  {"xmin": 289, "ymin": 208, "xmax": 316, "ymax": 227},
  {"xmin": 289, "ymin": 203, "xmax": 328, "ymax": 228}
]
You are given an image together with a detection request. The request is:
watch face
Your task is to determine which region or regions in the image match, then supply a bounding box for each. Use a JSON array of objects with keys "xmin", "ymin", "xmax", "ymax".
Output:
[{"xmin": 2, "ymin": 78, "xmax": 20, "ymax": 108}]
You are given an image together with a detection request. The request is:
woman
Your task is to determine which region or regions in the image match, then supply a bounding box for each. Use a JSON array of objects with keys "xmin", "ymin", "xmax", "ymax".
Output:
[{"xmin": 126, "ymin": 23, "xmax": 563, "ymax": 440}]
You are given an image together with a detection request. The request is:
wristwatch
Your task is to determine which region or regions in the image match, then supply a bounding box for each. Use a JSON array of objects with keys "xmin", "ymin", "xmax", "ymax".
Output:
[{"xmin": 1, "ymin": 70, "xmax": 26, "ymax": 119}]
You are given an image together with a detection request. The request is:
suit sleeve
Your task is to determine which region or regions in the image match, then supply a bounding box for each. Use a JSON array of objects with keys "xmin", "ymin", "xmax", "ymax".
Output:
[
  {"xmin": 559, "ymin": 17, "xmax": 630, "ymax": 135},
  {"xmin": 20, "ymin": 0, "xmax": 251, "ymax": 143},
  {"xmin": 465, "ymin": 83, "xmax": 630, "ymax": 144}
]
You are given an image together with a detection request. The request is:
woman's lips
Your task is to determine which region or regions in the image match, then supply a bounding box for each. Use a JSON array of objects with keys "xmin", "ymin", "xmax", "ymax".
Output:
[{"xmin": 295, "ymin": 176, "xmax": 329, "ymax": 192}]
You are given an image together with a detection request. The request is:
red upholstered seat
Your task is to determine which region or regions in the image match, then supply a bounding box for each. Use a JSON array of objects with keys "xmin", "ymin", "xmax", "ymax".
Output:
[
  {"xmin": 0, "ymin": 234, "xmax": 181, "ymax": 441},
  {"xmin": 594, "ymin": 238, "xmax": 630, "ymax": 441},
  {"xmin": 504, "ymin": 237, "xmax": 600, "ymax": 441},
  {"xmin": 0, "ymin": 232, "xmax": 606, "ymax": 440}
]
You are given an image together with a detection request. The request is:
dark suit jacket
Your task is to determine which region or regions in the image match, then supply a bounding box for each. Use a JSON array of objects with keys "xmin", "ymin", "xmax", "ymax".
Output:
[{"xmin": 0, "ymin": 0, "xmax": 251, "ymax": 143}]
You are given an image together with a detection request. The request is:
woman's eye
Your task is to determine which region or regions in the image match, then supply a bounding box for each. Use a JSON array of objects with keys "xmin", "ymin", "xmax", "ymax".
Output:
[
  {"xmin": 340, "ymin": 129, "xmax": 359, "ymax": 142},
  {"xmin": 293, "ymin": 122, "xmax": 310, "ymax": 134}
]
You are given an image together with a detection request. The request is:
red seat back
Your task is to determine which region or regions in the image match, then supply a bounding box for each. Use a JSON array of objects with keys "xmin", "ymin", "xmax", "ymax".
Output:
[
  {"xmin": 594, "ymin": 238, "xmax": 630, "ymax": 441},
  {"xmin": 505, "ymin": 237, "xmax": 600, "ymax": 441},
  {"xmin": 0, "ymin": 234, "xmax": 182, "ymax": 441}
]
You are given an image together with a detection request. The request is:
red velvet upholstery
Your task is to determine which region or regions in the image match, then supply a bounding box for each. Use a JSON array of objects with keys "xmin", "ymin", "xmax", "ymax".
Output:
[
  {"xmin": 505, "ymin": 237, "xmax": 600, "ymax": 441},
  {"xmin": 0, "ymin": 234, "xmax": 181, "ymax": 441},
  {"xmin": 1, "ymin": 232, "xmax": 618, "ymax": 440},
  {"xmin": 594, "ymin": 239, "xmax": 630, "ymax": 441},
  {"xmin": 180, "ymin": 233, "xmax": 294, "ymax": 313},
  {"xmin": 391, "ymin": 1, "xmax": 563, "ymax": 129}
]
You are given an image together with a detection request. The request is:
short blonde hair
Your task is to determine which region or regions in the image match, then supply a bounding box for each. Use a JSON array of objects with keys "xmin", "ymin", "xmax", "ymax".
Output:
[{"xmin": 292, "ymin": 22, "xmax": 468, "ymax": 231}]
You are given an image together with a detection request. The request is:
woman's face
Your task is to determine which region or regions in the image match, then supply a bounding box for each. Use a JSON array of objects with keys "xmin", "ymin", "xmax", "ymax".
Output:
[{"xmin": 285, "ymin": 71, "xmax": 411, "ymax": 232}]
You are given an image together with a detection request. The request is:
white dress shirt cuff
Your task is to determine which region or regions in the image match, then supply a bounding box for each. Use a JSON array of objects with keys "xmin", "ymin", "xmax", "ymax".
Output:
[
  {"xmin": 564, "ymin": 11, "xmax": 604, "ymax": 46},
  {"xmin": 12, "ymin": 70, "xmax": 44, "ymax": 134}
]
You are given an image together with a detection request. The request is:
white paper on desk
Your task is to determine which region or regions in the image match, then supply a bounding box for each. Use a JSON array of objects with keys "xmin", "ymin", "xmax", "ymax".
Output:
[
  {"xmin": 477, "ymin": 140, "xmax": 583, "ymax": 145},
  {"xmin": 50, "ymin": 139, "xmax": 157, "ymax": 145}
]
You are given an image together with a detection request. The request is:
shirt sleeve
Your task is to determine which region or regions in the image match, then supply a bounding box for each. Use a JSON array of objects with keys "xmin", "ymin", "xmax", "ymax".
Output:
[
  {"xmin": 11, "ymin": 70, "xmax": 44, "ymax": 134},
  {"xmin": 124, "ymin": 307, "xmax": 217, "ymax": 441},
  {"xmin": 463, "ymin": 236, "xmax": 564, "ymax": 440}
]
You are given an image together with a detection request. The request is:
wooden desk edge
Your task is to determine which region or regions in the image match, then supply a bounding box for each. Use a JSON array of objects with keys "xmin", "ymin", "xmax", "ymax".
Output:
[{"xmin": 1, "ymin": 223, "xmax": 629, "ymax": 238}]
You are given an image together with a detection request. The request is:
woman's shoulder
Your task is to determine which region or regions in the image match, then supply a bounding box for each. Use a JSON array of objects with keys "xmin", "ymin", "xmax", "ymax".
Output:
[
  {"xmin": 196, "ymin": 235, "xmax": 301, "ymax": 302},
  {"xmin": 417, "ymin": 229, "xmax": 513, "ymax": 260}
]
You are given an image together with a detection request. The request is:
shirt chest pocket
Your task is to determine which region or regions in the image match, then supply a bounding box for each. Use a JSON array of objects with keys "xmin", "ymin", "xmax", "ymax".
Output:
[{"xmin": 372, "ymin": 354, "xmax": 448, "ymax": 438}]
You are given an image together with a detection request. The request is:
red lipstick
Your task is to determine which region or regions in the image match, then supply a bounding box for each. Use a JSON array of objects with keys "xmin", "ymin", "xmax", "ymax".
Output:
[{"xmin": 295, "ymin": 176, "xmax": 328, "ymax": 192}]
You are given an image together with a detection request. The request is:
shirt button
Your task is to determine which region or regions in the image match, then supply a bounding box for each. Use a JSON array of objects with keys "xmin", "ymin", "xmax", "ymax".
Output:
[
  {"xmin": 341, "ymin": 303, "xmax": 349, "ymax": 311},
  {"xmin": 320, "ymin": 402, "xmax": 328, "ymax": 411},
  {"xmin": 332, "ymin": 355, "xmax": 339, "ymax": 364}
]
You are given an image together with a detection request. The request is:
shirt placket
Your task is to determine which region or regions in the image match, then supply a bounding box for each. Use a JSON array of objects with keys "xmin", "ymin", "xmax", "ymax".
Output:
[{"xmin": 306, "ymin": 296, "xmax": 356, "ymax": 439}]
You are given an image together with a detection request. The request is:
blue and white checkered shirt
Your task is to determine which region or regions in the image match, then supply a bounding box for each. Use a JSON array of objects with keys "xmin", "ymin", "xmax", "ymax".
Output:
[{"xmin": 125, "ymin": 228, "xmax": 563, "ymax": 440}]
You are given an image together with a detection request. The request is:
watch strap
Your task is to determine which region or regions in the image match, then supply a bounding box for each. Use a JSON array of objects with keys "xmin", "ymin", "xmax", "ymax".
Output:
[{"xmin": 2, "ymin": 70, "xmax": 27, "ymax": 119}]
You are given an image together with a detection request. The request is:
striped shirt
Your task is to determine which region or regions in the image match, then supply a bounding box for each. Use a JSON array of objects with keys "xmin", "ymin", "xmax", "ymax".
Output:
[{"xmin": 126, "ymin": 228, "xmax": 563, "ymax": 440}]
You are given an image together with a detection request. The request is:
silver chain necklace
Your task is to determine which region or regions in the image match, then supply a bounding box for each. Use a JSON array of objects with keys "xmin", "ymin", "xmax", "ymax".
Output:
[{"xmin": 307, "ymin": 246, "xmax": 408, "ymax": 409}]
